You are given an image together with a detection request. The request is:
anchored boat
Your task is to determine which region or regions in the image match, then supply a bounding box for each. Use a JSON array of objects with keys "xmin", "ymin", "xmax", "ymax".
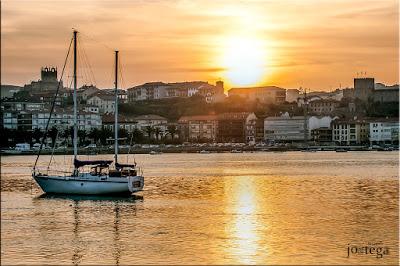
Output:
[{"xmin": 32, "ymin": 30, "xmax": 144, "ymax": 195}]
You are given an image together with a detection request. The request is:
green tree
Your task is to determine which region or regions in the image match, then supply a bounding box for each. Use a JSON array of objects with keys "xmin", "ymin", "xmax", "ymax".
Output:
[
  {"xmin": 77, "ymin": 130, "xmax": 87, "ymax": 146},
  {"xmin": 167, "ymin": 124, "xmax": 178, "ymax": 139},
  {"xmin": 154, "ymin": 127, "xmax": 161, "ymax": 141},
  {"xmin": 48, "ymin": 127, "xmax": 59, "ymax": 147},
  {"xmin": 99, "ymin": 127, "xmax": 113, "ymax": 146},
  {"xmin": 88, "ymin": 128, "xmax": 100, "ymax": 144},
  {"xmin": 130, "ymin": 128, "xmax": 144, "ymax": 144},
  {"xmin": 144, "ymin": 126, "xmax": 154, "ymax": 141},
  {"xmin": 32, "ymin": 128, "xmax": 43, "ymax": 143}
]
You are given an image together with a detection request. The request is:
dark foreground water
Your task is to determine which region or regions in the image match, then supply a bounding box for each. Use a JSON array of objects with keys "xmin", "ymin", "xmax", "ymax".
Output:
[{"xmin": 1, "ymin": 152, "xmax": 399, "ymax": 265}]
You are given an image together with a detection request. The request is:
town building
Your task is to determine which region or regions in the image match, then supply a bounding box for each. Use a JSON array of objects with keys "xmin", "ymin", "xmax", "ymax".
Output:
[
  {"xmin": 286, "ymin": 89, "xmax": 300, "ymax": 103},
  {"xmin": 217, "ymin": 112, "xmax": 257, "ymax": 143},
  {"xmin": 178, "ymin": 115, "xmax": 218, "ymax": 142},
  {"xmin": 127, "ymin": 81, "xmax": 224, "ymax": 103},
  {"xmin": 133, "ymin": 114, "xmax": 169, "ymax": 139},
  {"xmin": 369, "ymin": 118, "xmax": 399, "ymax": 144},
  {"xmin": 1, "ymin": 85, "xmax": 23, "ymax": 99},
  {"xmin": 87, "ymin": 91, "xmax": 115, "ymax": 114},
  {"xmin": 1, "ymin": 100, "xmax": 46, "ymax": 112},
  {"xmin": 228, "ymin": 86, "xmax": 286, "ymax": 104},
  {"xmin": 309, "ymin": 99, "xmax": 340, "ymax": 115},
  {"xmin": 332, "ymin": 118, "xmax": 370, "ymax": 145},
  {"xmin": 264, "ymin": 114, "xmax": 334, "ymax": 142},
  {"xmin": 102, "ymin": 114, "xmax": 138, "ymax": 132},
  {"xmin": 311, "ymin": 127, "xmax": 333, "ymax": 143},
  {"xmin": 77, "ymin": 85, "xmax": 100, "ymax": 101},
  {"xmin": 373, "ymin": 84, "xmax": 399, "ymax": 103},
  {"xmin": 2, "ymin": 107, "xmax": 102, "ymax": 132},
  {"xmin": 31, "ymin": 107, "xmax": 102, "ymax": 131}
]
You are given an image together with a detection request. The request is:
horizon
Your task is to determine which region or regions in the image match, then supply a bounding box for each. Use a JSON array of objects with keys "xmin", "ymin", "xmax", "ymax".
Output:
[{"xmin": 1, "ymin": 0, "xmax": 399, "ymax": 91}]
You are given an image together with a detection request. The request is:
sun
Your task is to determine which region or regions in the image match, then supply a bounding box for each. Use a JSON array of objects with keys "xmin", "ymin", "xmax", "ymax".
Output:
[{"xmin": 221, "ymin": 37, "xmax": 267, "ymax": 87}]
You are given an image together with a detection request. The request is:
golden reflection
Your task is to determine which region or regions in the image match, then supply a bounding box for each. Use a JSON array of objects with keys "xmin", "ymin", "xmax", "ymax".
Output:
[{"xmin": 225, "ymin": 177, "xmax": 264, "ymax": 264}]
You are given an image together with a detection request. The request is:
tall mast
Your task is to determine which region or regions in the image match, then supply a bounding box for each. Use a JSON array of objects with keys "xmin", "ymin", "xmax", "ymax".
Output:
[
  {"xmin": 303, "ymin": 88, "xmax": 308, "ymax": 146},
  {"xmin": 114, "ymin": 50, "xmax": 119, "ymax": 165},
  {"xmin": 73, "ymin": 30, "xmax": 78, "ymax": 165}
]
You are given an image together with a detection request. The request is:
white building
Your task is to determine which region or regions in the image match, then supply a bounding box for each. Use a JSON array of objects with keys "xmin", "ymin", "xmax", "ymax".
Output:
[
  {"xmin": 77, "ymin": 85, "xmax": 100, "ymax": 101},
  {"xmin": 31, "ymin": 108, "xmax": 102, "ymax": 131},
  {"xmin": 264, "ymin": 113, "xmax": 334, "ymax": 142},
  {"xmin": 369, "ymin": 119, "xmax": 399, "ymax": 144},
  {"xmin": 127, "ymin": 81, "xmax": 224, "ymax": 103},
  {"xmin": 332, "ymin": 118, "xmax": 370, "ymax": 145},
  {"xmin": 87, "ymin": 92, "xmax": 115, "ymax": 114}
]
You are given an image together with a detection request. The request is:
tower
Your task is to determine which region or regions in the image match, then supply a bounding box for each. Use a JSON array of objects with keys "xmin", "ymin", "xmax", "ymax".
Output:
[
  {"xmin": 41, "ymin": 67, "xmax": 58, "ymax": 82},
  {"xmin": 354, "ymin": 77, "xmax": 374, "ymax": 101}
]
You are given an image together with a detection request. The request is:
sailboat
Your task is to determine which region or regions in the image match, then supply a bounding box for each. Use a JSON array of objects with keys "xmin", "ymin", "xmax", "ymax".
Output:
[{"xmin": 32, "ymin": 30, "xmax": 144, "ymax": 195}]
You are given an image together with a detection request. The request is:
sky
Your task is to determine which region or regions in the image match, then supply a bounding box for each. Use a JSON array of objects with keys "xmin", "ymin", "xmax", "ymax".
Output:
[{"xmin": 1, "ymin": 0, "xmax": 399, "ymax": 91}]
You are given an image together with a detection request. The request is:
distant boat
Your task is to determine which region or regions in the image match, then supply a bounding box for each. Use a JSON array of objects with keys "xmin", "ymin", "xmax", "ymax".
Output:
[
  {"xmin": 149, "ymin": 150, "xmax": 162, "ymax": 155},
  {"xmin": 32, "ymin": 30, "xmax": 144, "ymax": 195},
  {"xmin": 335, "ymin": 148, "xmax": 348, "ymax": 152},
  {"xmin": 231, "ymin": 149, "xmax": 243, "ymax": 153},
  {"xmin": 199, "ymin": 150, "xmax": 210, "ymax": 154}
]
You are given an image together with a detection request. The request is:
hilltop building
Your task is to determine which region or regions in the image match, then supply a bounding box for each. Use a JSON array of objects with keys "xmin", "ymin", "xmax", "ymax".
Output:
[
  {"xmin": 127, "ymin": 81, "xmax": 225, "ymax": 103},
  {"xmin": 228, "ymin": 86, "xmax": 286, "ymax": 104},
  {"xmin": 24, "ymin": 67, "xmax": 63, "ymax": 93}
]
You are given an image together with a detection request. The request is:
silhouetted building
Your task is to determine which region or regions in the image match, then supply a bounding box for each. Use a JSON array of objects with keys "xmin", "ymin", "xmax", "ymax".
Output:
[
  {"xmin": 217, "ymin": 112, "xmax": 257, "ymax": 143},
  {"xmin": 354, "ymin": 78, "xmax": 374, "ymax": 101},
  {"xmin": 24, "ymin": 67, "xmax": 63, "ymax": 93}
]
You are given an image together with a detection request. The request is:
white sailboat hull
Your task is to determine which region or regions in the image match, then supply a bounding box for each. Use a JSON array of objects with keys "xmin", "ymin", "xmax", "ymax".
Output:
[{"xmin": 33, "ymin": 174, "xmax": 144, "ymax": 195}]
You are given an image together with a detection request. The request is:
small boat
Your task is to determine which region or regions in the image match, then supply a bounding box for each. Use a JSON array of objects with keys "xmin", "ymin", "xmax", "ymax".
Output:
[
  {"xmin": 32, "ymin": 30, "xmax": 144, "ymax": 195},
  {"xmin": 231, "ymin": 149, "xmax": 243, "ymax": 153},
  {"xmin": 335, "ymin": 148, "xmax": 348, "ymax": 152},
  {"xmin": 149, "ymin": 150, "xmax": 162, "ymax": 155},
  {"xmin": 199, "ymin": 150, "xmax": 210, "ymax": 154}
]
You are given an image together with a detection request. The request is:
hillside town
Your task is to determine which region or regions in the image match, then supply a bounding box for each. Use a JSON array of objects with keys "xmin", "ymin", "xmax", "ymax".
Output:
[{"xmin": 1, "ymin": 67, "xmax": 399, "ymax": 152}]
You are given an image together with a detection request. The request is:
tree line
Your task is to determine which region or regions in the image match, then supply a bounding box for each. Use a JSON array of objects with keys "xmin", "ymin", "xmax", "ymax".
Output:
[{"xmin": 0, "ymin": 124, "xmax": 181, "ymax": 148}]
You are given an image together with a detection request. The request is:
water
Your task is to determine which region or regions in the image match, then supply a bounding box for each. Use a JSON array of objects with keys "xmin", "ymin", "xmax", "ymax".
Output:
[{"xmin": 1, "ymin": 152, "xmax": 398, "ymax": 265}]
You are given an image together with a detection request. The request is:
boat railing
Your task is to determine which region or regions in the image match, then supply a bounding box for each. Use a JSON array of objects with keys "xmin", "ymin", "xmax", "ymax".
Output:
[{"xmin": 33, "ymin": 167, "xmax": 72, "ymax": 177}]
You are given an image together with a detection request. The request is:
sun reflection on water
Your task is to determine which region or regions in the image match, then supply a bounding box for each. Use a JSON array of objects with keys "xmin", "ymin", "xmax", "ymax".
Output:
[{"xmin": 225, "ymin": 177, "xmax": 265, "ymax": 264}]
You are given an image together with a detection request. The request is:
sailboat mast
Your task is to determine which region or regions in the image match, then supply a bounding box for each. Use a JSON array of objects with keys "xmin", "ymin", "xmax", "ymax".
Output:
[
  {"xmin": 114, "ymin": 50, "xmax": 119, "ymax": 165},
  {"xmin": 73, "ymin": 30, "xmax": 78, "ymax": 164},
  {"xmin": 303, "ymin": 88, "xmax": 308, "ymax": 146}
]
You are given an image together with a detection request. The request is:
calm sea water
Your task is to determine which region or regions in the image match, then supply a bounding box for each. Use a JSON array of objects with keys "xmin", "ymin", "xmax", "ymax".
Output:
[{"xmin": 1, "ymin": 152, "xmax": 399, "ymax": 265}]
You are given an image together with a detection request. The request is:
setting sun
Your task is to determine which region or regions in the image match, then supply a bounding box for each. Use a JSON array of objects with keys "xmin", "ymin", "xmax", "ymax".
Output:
[{"xmin": 221, "ymin": 37, "xmax": 269, "ymax": 87}]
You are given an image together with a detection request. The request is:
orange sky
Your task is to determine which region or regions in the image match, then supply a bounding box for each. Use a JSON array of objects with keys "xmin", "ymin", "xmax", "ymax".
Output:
[{"xmin": 1, "ymin": 0, "xmax": 399, "ymax": 91}]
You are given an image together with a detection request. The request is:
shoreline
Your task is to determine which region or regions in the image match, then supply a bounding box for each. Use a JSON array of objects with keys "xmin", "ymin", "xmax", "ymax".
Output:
[{"xmin": 1, "ymin": 145, "xmax": 397, "ymax": 156}]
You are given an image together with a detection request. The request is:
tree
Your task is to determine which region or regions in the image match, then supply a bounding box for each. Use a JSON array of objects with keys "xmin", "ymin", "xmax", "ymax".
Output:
[
  {"xmin": 78, "ymin": 130, "xmax": 87, "ymax": 146},
  {"xmin": 32, "ymin": 128, "xmax": 43, "ymax": 143},
  {"xmin": 48, "ymin": 127, "xmax": 58, "ymax": 147},
  {"xmin": 88, "ymin": 128, "xmax": 100, "ymax": 144},
  {"xmin": 119, "ymin": 128, "xmax": 128, "ymax": 141},
  {"xmin": 130, "ymin": 128, "xmax": 144, "ymax": 144},
  {"xmin": 61, "ymin": 127, "xmax": 72, "ymax": 146},
  {"xmin": 167, "ymin": 124, "xmax": 178, "ymax": 139},
  {"xmin": 154, "ymin": 127, "xmax": 161, "ymax": 141},
  {"xmin": 144, "ymin": 126, "xmax": 154, "ymax": 141},
  {"xmin": 99, "ymin": 127, "xmax": 113, "ymax": 146}
]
